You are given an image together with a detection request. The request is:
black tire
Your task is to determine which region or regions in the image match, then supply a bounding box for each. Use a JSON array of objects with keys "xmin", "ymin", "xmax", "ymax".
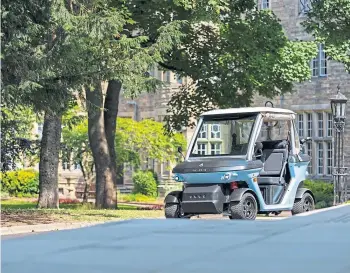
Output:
[
  {"xmin": 229, "ymin": 192, "xmax": 258, "ymax": 220},
  {"xmin": 164, "ymin": 203, "xmax": 180, "ymax": 218},
  {"xmin": 292, "ymin": 192, "xmax": 315, "ymax": 215}
]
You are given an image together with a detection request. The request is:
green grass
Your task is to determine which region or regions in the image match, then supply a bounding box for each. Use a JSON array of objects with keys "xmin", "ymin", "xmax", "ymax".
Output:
[
  {"xmin": 1, "ymin": 200, "xmax": 164, "ymax": 226},
  {"xmin": 1, "ymin": 199, "xmax": 139, "ymax": 210}
]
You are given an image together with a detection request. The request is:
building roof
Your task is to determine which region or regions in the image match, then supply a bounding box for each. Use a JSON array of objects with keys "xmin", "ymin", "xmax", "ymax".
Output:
[{"xmin": 201, "ymin": 107, "xmax": 295, "ymax": 116}]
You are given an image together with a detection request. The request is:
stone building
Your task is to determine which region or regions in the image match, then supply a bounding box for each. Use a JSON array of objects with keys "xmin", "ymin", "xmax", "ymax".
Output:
[{"xmin": 254, "ymin": 0, "xmax": 350, "ymax": 183}]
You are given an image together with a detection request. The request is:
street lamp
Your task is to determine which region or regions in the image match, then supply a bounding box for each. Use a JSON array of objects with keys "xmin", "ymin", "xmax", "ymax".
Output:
[{"xmin": 330, "ymin": 85, "xmax": 348, "ymax": 205}]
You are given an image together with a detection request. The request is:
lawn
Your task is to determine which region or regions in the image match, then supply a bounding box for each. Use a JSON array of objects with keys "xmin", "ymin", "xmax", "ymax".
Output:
[{"xmin": 1, "ymin": 199, "xmax": 164, "ymax": 227}]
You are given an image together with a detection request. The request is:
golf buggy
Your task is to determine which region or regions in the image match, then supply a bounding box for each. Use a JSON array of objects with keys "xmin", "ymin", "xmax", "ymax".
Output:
[{"xmin": 164, "ymin": 104, "xmax": 315, "ymax": 220}]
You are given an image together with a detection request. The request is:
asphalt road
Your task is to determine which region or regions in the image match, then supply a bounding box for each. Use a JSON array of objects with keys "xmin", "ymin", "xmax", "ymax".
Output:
[{"xmin": 2, "ymin": 205, "xmax": 350, "ymax": 273}]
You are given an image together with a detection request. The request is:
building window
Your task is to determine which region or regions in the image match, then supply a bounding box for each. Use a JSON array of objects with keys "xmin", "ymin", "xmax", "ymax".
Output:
[
  {"xmin": 299, "ymin": 0, "xmax": 311, "ymax": 14},
  {"xmin": 211, "ymin": 124, "xmax": 221, "ymax": 139},
  {"xmin": 317, "ymin": 112, "xmax": 324, "ymax": 137},
  {"xmin": 326, "ymin": 142, "xmax": 332, "ymax": 175},
  {"xmin": 148, "ymin": 66, "xmax": 155, "ymax": 77},
  {"xmin": 261, "ymin": 0, "xmax": 269, "ymax": 9},
  {"xmin": 164, "ymin": 71, "xmax": 171, "ymax": 83},
  {"xmin": 37, "ymin": 123, "xmax": 43, "ymax": 139},
  {"xmin": 199, "ymin": 124, "xmax": 207, "ymax": 139},
  {"xmin": 327, "ymin": 113, "xmax": 333, "ymax": 137},
  {"xmin": 197, "ymin": 143, "xmax": 207, "ymax": 155},
  {"xmin": 307, "ymin": 113, "xmax": 312, "ymax": 137},
  {"xmin": 306, "ymin": 142, "xmax": 312, "ymax": 174},
  {"xmin": 316, "ymin": 142, "xmax": 324, "ymax": 175},
  {"xmin": 298, "ymin": 111, "xmax": 333, "ymax": 176},
  {"xmin": 311, "ymin": 44, "xmax": 327, "ymax": 77},
  {"xmin": 211, "ymin": 143, "xmax": 221, "ymax": 155},
  {"xmin": 298, "ymin": 114, "xmax": 304, "ymax": 137},
  {"xmin": 176, "ymin": 75, "xmax": 183, "ymax": 85}
]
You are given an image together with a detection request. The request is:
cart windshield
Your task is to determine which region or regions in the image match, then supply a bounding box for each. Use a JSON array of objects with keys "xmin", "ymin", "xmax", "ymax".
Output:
[{"xmin": 190, "ymin": 114, "xmax": 257, "ymax": 157}]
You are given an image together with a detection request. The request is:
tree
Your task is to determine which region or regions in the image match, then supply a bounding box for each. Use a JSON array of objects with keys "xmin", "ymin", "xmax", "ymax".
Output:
[
  {"xmin": 125, "ymin": 0, "xmax": 318, "ymax": 131},
  {"xmin": 1, "ymin": 0, "xmax": 185, "ymax": 208},
  {"xmin": 62, "ymin": 116, "xmax": 186, "ymax": 203},
  {"xmin": 1, "ymin": 0, "xmax": 84, "ymax": 208},
  {"xmin": 303, "ymin": 0, "xmax": 350, "ymax": 71},
  {"xmin": 0, "ymin": 104, "xmax": 39, "ymax": 172}
]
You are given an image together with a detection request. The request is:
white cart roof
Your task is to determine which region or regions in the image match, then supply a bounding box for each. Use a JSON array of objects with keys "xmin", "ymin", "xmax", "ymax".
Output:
[{"xmin": 201, "ymin": 107, "xmax": 295, "ymax": 116}]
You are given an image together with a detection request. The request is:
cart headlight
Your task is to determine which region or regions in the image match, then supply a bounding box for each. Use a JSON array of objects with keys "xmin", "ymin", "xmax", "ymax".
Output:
[
  {"xmin": 173, "ymin": 174, "xmax": 184, "ymax": 182},
  {"xmin": 221, "ymin": 172, "xmax": 238, "ymax": 181},
  {"xmin": 221, "ymin": 172, "xmax": 231, "ymax": 181}
]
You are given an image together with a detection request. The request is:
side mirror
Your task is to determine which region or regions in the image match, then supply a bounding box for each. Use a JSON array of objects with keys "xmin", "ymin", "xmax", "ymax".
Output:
[
  {"xmin": 177, "ymin": 146, "xmax": 185, "ymax": 160},
  {"xmin": 254, "ymin": 142, "xmax": 263, "ymax": 159},
  {"xmin": 300, "ymin": 137, "xmax": 312, "ymax": 145}
]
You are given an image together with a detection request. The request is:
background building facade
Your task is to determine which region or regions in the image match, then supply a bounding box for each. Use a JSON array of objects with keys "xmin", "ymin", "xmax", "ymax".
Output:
[{"xmin": 254, "ymin": 0, "xmax": 350, "ymax": 183}]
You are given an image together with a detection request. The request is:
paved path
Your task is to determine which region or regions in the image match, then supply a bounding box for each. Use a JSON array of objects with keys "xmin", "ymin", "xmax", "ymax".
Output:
[{"xmin": 2, "ymin": 205, "xmax": 350, "ymax": 273}]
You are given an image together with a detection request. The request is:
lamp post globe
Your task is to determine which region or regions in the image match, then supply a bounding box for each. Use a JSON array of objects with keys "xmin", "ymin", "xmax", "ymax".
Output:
[{"xmin": 330, "ymin": 86, "xmax": 348, "ymax": 121}]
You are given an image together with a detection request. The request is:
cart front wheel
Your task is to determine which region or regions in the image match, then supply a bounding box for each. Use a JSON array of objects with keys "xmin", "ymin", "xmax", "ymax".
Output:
[{"xmin": 229, "ymin": 192, "xmax": 258, "ymax": 220}]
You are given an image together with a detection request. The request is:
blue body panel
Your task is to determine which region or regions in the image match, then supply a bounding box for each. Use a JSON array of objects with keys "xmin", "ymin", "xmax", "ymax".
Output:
[
  {"xmin": 173, "ymin": 157, "xmax": 309, "ymax": 212},
  {"xmin": 179, "ymin": 168, "xmax": 262, "ymax": 184}
]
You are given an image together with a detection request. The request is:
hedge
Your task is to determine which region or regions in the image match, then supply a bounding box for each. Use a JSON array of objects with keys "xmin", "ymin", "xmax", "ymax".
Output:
[
  {"xmin": 303, "ymin": 180, "xmax": 334, "ymax": 209},
  {"xmin": 0, "ymin": 169, "xmax": 39, "ymax": 197},
  {"xmin": 132, "ymin": 170, "xmax": 158, "ymax": 197}
]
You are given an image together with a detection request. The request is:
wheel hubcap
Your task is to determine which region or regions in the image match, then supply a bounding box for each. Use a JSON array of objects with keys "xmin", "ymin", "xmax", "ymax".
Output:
[
  {"xmin": 303, "ymin": 197, "xmax": 313, "ymax": 212},
  {"xmin": 243, "ymin": 197, "xmax": 256, "ymax": 219}
]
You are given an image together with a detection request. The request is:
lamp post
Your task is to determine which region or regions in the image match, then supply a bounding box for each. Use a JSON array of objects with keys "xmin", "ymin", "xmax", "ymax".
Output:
[{"xmin": 330, "ymin": 85, "xmax": 348, "ymax": 205}]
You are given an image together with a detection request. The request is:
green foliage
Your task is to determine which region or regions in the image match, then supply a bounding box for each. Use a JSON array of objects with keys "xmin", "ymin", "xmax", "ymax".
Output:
[
  {"xmin": 0, "ymin": 105, "xmax": 40, "ymax": 171},
  {"xmin": 304, "ymin": 0, "xmax": 350, "ymax": 71},
  {"xmin": 137, "ymin": 1, "xmax": 317, "ymax": 131},
  {"xmin": 62, "ymin": 116, "xmax": 186, "ymax": 174},
  {"xmin": 132, "ymin": 171, "xmax": 158, "ymax": 197},
  {"xmin": 118, "ymin": 193, "xmax": 158, "ymax": 203},
  {"xmin": 0, "ymin": 169, "xmax": 39, "ymax": 197},
  {"xmin": 116, "ymin": 117, "xmax": 187, "ymax": 169},
  {"xmin": 303, "ymin": 180, "xmax": 334, "ymax": 209}
]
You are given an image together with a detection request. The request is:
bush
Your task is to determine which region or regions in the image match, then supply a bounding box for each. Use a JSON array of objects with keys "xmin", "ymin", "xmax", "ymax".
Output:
[
  {"xmin": 132, "ymin": 171, "xmax": 158, "ymax": 197},
  {"xmin": 119, "ymin": 193, "xmax": 157, "ymax": 203},
  {"xmin": 303, "ymin": 180, "xmax": 334, "ymax": 209},
  {"xmin": 0, "ymin": 169, "xmax": 39, "ymax": 197}
]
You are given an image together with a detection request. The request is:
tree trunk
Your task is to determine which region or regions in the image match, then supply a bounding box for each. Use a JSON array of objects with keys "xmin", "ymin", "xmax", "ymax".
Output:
[
  {"xmin": 104, "ymin": 80, "xmax": 122, "ymax": 202},
  {"xmin": 86, "ymin": 82, "xmax": 116, "ymax": 209},
  {"xmin": 37, "ymin": 112, "xmax": 62, "ymax": 209}
]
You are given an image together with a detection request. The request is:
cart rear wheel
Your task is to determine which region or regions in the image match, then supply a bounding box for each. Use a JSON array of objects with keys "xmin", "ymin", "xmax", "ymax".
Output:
[
  {"xmin": 292, "ymin": 192, "xmax": 315, "ymax": 215},
  {"xmin": 229, "ymin": 192, "xmax": 258, "ymax": 220}
]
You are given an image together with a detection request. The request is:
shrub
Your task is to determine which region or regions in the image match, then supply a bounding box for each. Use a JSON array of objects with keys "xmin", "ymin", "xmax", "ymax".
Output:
[
  {"xmin": 132, "ymin": 171, "xmax": 158, "ymax": 197},
  {"xmin": 0, "ymin": 169, "xmax": 39, "ymax": 197},
  {"xmin": 303, "ymin": 180, "xmax": 334, "ymax": 209},
  {"xmin": 119, "ymin": 193, "xmax": 157, "ymax": 203}
]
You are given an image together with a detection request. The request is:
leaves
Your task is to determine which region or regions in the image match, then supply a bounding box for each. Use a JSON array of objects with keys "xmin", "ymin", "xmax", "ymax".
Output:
[
  {"xmin": 303, "ymin": 0, "xmax": 350, "ymax": 71},
  {"xmin": 62, "ymin": 116, "xmax": 187, "ymax": 174},
  {"xmin": 160, "ymin": 3, "xmax": 318, "ymax": 131}
]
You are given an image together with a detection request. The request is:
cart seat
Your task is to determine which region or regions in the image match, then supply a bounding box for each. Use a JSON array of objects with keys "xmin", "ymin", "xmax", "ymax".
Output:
[{"xmin": 257, "ymin": 140, "xmax": 288, "ymax": 185}]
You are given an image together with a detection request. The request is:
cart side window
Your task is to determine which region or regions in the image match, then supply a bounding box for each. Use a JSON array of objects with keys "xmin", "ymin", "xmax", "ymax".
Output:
[
  {"xmin": 258, "ymin": 120, "xmax": 291, "ymax": 142},
  {"xmin": 190, "ymin": 115, "xmax": 256, "ymax": 157}
]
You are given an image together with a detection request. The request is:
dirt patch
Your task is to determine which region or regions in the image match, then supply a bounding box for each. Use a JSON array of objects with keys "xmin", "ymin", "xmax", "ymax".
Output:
[{"xmin": 1, "ymin": 210, "xmax": 61, "ymax": 227}]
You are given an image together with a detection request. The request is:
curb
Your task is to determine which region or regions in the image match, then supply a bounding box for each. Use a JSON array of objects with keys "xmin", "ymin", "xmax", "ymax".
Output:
[
  {"xmin": 1, "ymin": 222, "xmax": 104, "ymax": 236},
  {"xmin": 294, "ymin": 203, "xmax": 350, "ymax": 217}
]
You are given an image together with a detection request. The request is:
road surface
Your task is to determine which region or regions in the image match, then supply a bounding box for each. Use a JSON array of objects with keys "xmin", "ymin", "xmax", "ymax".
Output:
[{"xmin": 2, "ymin": 205, "xmax": 350, "ymax": 273}]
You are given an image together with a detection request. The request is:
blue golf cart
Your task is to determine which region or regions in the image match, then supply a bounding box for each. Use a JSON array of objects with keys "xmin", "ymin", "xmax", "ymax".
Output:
[{"xmin": 164, "ymin": 105, "xmax": 315, "ymax": 220}]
